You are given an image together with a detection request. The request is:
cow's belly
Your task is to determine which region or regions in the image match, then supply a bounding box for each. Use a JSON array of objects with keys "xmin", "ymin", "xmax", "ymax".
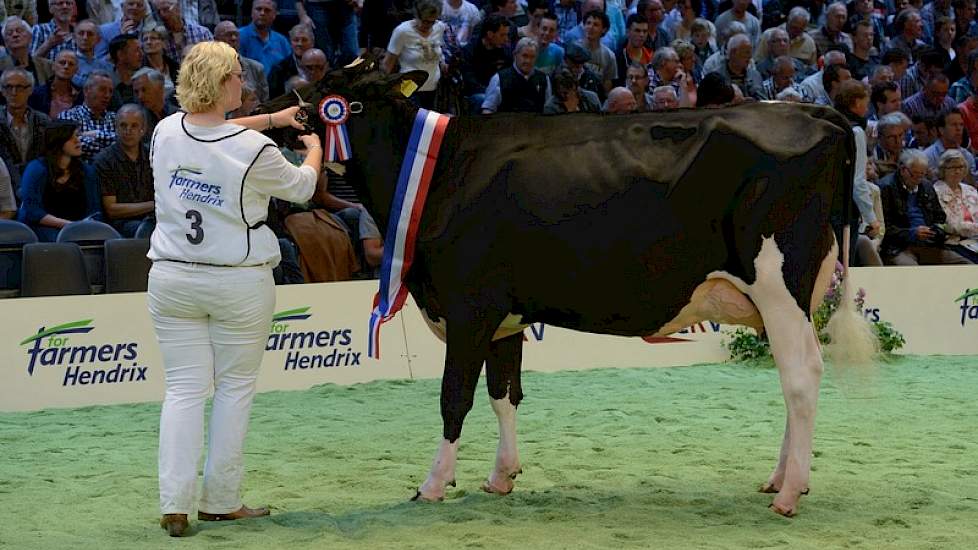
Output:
[
  {"xmin": 649, "ymin": 275, "xmax": 764, "ymax": 337},
  {"xmin": 422, "ymin": 312, "xmax": 529, "ymax": 344}
]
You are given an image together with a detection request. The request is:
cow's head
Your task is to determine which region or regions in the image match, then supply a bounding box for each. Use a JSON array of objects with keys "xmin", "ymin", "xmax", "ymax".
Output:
[{"xmin": 257, "ymin": 51, "xmax": 429, "ymax": 149}]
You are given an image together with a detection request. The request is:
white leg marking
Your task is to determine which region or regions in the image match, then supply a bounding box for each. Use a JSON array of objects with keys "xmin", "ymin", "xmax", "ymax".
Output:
[
  {"xmin": 415, "ymin": 439, "xmax": 458, "ymax": 501},
  {"xmin": 483, "ymin": 394, "xmax": 522, "ymax": 495}
]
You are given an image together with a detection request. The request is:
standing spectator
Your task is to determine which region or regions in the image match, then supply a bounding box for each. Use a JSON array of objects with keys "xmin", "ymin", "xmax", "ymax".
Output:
[
  {"xmin": 16, "ymin": 120, "xmax": 100, "ymax": 241},
  {"xmin": 28, "ymin": 49, "xmax": 83, "ymax": 118},
  {"xmin": 544, "ymin": 66, "xmax": 602, "ymax": 113},
  {"xmin": 240, "ymin": 0, "xmax": 293, "ymax": 74},
  {"xmin": 140, "ymin": 23, "xmax": 178, "ymax": 96},
  {"xmin": 214, "ymin": 21, "xmax": 270, "ymax": 103},
  {"xmin": 0, "ymin": 17, "xmax": 51, "ymax": 86},
  {"xmin": 92, "ymin": 103, "xmax": 153, "ymax": 237},
  {"xmin": 577, "ymin": 8, "xmax": 617, "ymax": 93},
  {"xmin": 97, "ymin": 0, "xmax": 152, "ymax": 58},
  {"xmin": 887, "ymin": 9, "xmax": 926, "ymax": 63},
  {"xmin": 534, "ymin": 12, "xmax": 565, "ymax": 75},
  {"xmin": 443, "ymin": 0, "xmax": 482, "ymax": 47},
  {"xmin": 813, "ymin": 2, "xmax": 852, "ymax": 58},
  {"xmin": 384, "ymin": 0, "xmax": 447, "ymax": 110},
  {"xmin": 714, "ymin": 0, "xmax": 760, "ymax": 49},
  {"xmin": 615, "ymin": 14, "xmax": 652, "ymax": 87},
  {"xmin": 108, "ymin": 33, "xmax": 144, "ymax": 107},
  {"xmin": 554, "ymin": 0, "xmax": 581, "ymax": 45},
  {"xmin": 933, "ymin": 148, "xmax": 978, "ymax": 262},
  {"xmin": 71, "ymin": 19, "xmax": 115, "ymax": 89},
  {"xmin": 878, "ymin": 149, "xmax": 972, "ymax": 264},
  {"xmin": 31, "ymin": 0, "xmax": 77, "ymax": 61},
  {"xmin": 708, "ymin": 34, "xmax": 762, "ymax": 99},
  {"xmin": 151, "ymin": 0, "xmax": 213, "ymax": 62},
  {"xmin": 0, "ymin": 68, "xmax": 50, "ymax": 193},
  {"xmin": 303, "ymin": 0, "xmax": 360, "ymax": 67},
  {"xmin": 58, "ymin": 71, "xmax": 117, "ymax": 162},
  {"xmin": 846, "ymin": 20, "xmax": 879, "ymax": 82},
  {"xmin": 481, "ymin": 37, "xmax": 551, "ymax": 113},
  {"xmin": 461, "ymin": 14, "xmax": 512, "ymax": 112},
  {"xmin": 923, "ymin": 108, "xmax": 976, "ymax": 182},
  {"xmin": 782, "ymin": 6, "xmax": 817, "ymax": 68},
  {"xmin": 132, "ymin": 67, "xmax": 178, "ymax": 138},
  {"xmin": 902, "ymin": 73, "xmax": 956, "ymax": 121},
  {"xmin": 266, "ymin": 23, "xmax": 315, "ymax": 99}
]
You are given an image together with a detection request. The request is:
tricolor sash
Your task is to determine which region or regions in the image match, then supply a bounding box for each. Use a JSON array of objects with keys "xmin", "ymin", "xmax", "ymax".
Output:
[{"xmin": 367, "ymin": 108, "xmax": 451, "ymax": 359}]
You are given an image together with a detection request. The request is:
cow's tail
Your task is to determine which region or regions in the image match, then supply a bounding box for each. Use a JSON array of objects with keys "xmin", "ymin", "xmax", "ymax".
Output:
[{"xmin": 824, "ymin": 225, "xmax": 878, "ymax": 367}]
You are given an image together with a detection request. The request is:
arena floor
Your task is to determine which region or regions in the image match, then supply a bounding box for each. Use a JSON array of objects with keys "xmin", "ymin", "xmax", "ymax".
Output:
[{"xmin": 1, "ymin": 356, "xmax": 976, "ymax": 549}]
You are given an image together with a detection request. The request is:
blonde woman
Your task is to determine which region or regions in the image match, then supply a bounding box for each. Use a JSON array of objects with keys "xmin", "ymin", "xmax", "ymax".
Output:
[
  {"xmin": 934, "ymin": 148, "xmax": 978, "ymax": 262},
  {"xmin": 149, "ymin": 41, "xmax": 322, "ymax": 537}
]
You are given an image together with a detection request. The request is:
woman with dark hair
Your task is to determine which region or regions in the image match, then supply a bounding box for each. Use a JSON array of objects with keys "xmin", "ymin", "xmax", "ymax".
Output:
[
  {"xmin": 695, "ymin": 71, "xmax": 735, "ymax": 107},
  {"xmin": 544, "ymin": 67, "xmax": 602, "ymax": 113},
  {"xmin": 16, "ymin": 119, "xmax": 100, "ymax": 241}
]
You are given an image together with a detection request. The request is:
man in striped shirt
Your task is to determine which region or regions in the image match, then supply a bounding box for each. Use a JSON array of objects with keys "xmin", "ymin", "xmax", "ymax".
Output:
[
  {"xmin": 902, "ymin": 73, "xmax": 957, "ymax": 121},
  {"xmin": 30, "ymin": 0, "xmax": 77, "ymax": 61}
]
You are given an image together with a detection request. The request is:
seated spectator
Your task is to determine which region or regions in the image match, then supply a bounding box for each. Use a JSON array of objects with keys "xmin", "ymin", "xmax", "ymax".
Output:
[
  {"xmin": 0, "ymin": 159, "xmax": 14, "ymax": 219},
  {"xmin": 673, "ymin": 39, "xmax": 702, "ymax": 85},
  {"xmin": 648, "ymin": 46, "xmax": 681, "ymax": 93},
  {"xmin": 702, "ymin": 21, "xmax": 747, "ymax": 75},
  {"xmin": 898, "ymin": 47, "xmax": 948, "ymax": 100},
  {"xmin": 299, "ymin": 48, "xmax": 329, "ymax": 85},
  {"xmin": 952, "ymin": 0, "xmax": 978, "ymax": 40},
  {"xmin": 690, "ymin": 18, "xmax": 717, "ymax": 67},
  {"xmin": 922, "ymin": 0, "xmax": 954, "ymax": 46},
  {"xmin": 782, "ymin": 6, "xmax": 817, "ymax": 68},
  {"xmin": 908, "ymin": 115, "xmax": 938, "ymax": 150},
  {"xmin": 887, "ymin": 9, "xmax": 926, "ymax": 63},
  {"xmin": 869, "ymin": 65, "xmax": 894, "ymax": 87},
  {"xmin": 715, "ymin": 0, "xmax": 760, "ymax": 49},
  {"xmin": 880, "ymin": 47, "xmax": 911, "ymax": 94},
  {"xmin": 948, "ymin": 50, "xmax": 978, "ymax": 105},
  {"xmin": 213, "ymin": 20, "xmax": 270, "ymax": 104},
  {"xmin": 108, "ymin": 33, "xmax": 143, "ymax": 107},
  {"xmin": 760, "ymin": 56, "xmax": 810, "ymax": 101},
  {"xmin": 384, "ymin": 0, "xmax": 448, "ymax": 110},
  {"xmin": 0, "ymin": 68, "xmax": 51, "ymax": 193},
  {"xmin": 284, "ymin": 76, "xmax": 309, "ymax": 95},
  {"xmin": 707, "ymin": 34, "xmax": 763, "ymax": 99},
  {"xmin": 519, "ymin": 0, "xmax": 549, "ymax": 40},
  {"xmin": 132, "ymin": 67, "xmax": 178, "ymax": 140},
  {"xmin": 544, "ymin": 67, "xmax": 602, "ymax": 113},
  {"xmin": 625, "ymin": 62, "xmax": 654, "ymax": 111},
  {"xmin": 775, "ymin": 87, "xmax": 805, "ymax": 102},
  {"xmin": 867, "ymin": 80, "xmax": 902, "ymax": 150},
  {"xmin": 695, "ymin": 71, "xmax": 735, "ymax": 107},
  {"xmin": 139, "ymin": 24, "xmax": 179, "ymax": 97},
  {"xmin": 534, "ymin": 12, "xmax": 565, "ymax": 75},
  {"xmin": 878, "ymin": 149, "xmax": 972, "ymax": 265},
  {"xmin": 603, "ymin": 86, "xmax": 637, "ymax": 113},
  {"xmin": 28, "ymin": 49, "xmax": 83, "ymax": 119},
  {"xmin": 813, "ymin": 2, "xmax": 852, "ymax": 58},
  {"xmin": 933, "ymin": 16, "xmax": 956, "ymax": 67},
  {"xmin": 945, "ymin": 34, "xmax": 978, "ymax": 85},
  {"xmin": 958, "ymin": 84, "xmax": 978, "ymax": 149},
  {"xmin": 0, "ymin": 17, "xmax": 50, "ymax": 86},
  {"xmin": 563, "ymin": 42, "xmax": 606, "ymax": 103},
  {"xmin": 310, "ymin": 178, "xmax": 385, "ymax": 280},
  {"xmin": 240, "ymin": 0, "xmax": 294, "ymax": 74},
  {"xmin": 576, "ymin": 8, "xmax": 617, "ymax": 93},
  {"xmin": 31, "ymin": 0, "xmax": 78, "ymax": 62},
  {"xmin": 846, "ymin": 20, "xmax": 879, "ymax": 82},
  {"xmin": 71, "ymin": 19, "xmax": 114, "ymax": 90},
  {"xmin": 874, "ymin": 111, "xmax": 912, "ymax": 178},
  {"xmin": 151, "ymin": 0, "xmax": 213, "ymax": 63},
  {"xmin": 933, "ymin": 148, "xmax": 978, "ymax": 262},
  {"xmin": 834, "ymin": 79, "xmax": 882, "ymax": 266},
  {"xmin": 798, "ymin": 49, "xmax": 846, "ymax": 105},
  {"xmin": 670, "ymin": 0, "xmax": 711, "ymax": 45},
  {"xmin": 482, "ymin": 37, "xmax": 551, "ymax": 114},
  {"xmin": 924, "ymin": 108, "xmax": 976, "ymax": 183},
  {"xmin": 821, "ymin": 63, "xmax": 852, "ymax": 106},
  {"xmin": 97, "ymin": 0, "xmax": 153, "ymax": 59},
  {"xmin": 462, "ymin": 14, "xmax": 513, "ymax": 113},
  {"xmin": 614, "ymin": 14, "xmax": 652, "ymax": 87},
  {"xmin": 92, "ymin": 104, "xmax": 153, "ymax": 237},
  {"xmin": 755, "ymin": 27, "xmax": 806, "ymax": 81},
  {"xmin": 637, "ymin": 0, "xmax": 672, "ymax": 51},
  {"xmin": 267, "ymin": 23, "xmax": 315, "ymax": 98},
  {"xmin": 651, "ymin": 85, "xmax": 680, "ymax": 110},
  {"xmin": 229, "ymin": 84, "xmax": 260, "ymax": 119},
  {"xmin": 443, "ymin": 0, "xmax": 482, "ymax": 47},
  {"xmin": 845, "ymin": 0, "xmax": 885, "ymax": 51},
  {"xmin": 902, "ymin": 73, "xmax": 956, "ymax": 121},
  {"xmin": 860, "ymin": 158, "xmax": 886, "ymax": 263},
  {"xmin": 16, "ymin": 120, "xmax": 100, "ymax": 241},
  {"xmin": 58, "ymin": 71, "xmax": 117, "ymax": 162}
]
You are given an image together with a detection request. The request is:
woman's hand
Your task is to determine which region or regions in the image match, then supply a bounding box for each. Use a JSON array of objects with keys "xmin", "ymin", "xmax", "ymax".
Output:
[
  {"xmin": 298, "ymin": 132, "xmax": 322, "ymax": 150},
  {"xmin": 272, "ymin": 106, "xmax": 308, "ymax": 130}
]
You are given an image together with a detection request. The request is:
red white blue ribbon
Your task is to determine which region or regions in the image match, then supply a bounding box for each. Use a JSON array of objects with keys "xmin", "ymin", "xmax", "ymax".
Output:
[
  {"xmin": 368, "ymin": 108, "xmax": 451, "ymax": 359},
  {"xmin": 318, "ymin": 95, "xmax": 352, "ymax": 161}
]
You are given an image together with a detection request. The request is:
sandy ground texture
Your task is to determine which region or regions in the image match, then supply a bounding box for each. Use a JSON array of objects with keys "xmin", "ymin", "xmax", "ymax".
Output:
[{"xmin": 1, "ymin": 356, "xmax": 976, "ymax": 550}]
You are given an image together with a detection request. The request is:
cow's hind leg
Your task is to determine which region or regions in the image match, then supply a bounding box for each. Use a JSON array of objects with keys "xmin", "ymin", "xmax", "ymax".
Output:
[
  {"xmin": 414, "ymin": 308, "xmax": 507, "ymax": 502},
  {"xmin": 748, "ymin": 237, "xmax": 824, "ymax": 517},
  {"xmin": 482, "ymin": 332, "xmax": 524, "ymax": 495}
]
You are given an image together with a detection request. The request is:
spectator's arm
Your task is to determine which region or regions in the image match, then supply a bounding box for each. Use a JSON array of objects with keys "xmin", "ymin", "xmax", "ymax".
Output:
[
  {"xmin": 481, "ymin": 73, "xmax": 501, "ymax": 113},
  {"xmin": 382, "ymin": 51, "xmax": 399, "ymax": 74},
  {"xmin": 0, "ymin": 159, "xmax": 15, "ymax": 219},
  {"xmin": 101, "ymin": 196, "xmax": 154, "ymax": 220},
  {"xmin": 16, "ymin": 160, "xmax": 50, "ymax": 225},
  {"xmin": 852, "ymin": 128, "xmax": 877, "ymax": 224}
]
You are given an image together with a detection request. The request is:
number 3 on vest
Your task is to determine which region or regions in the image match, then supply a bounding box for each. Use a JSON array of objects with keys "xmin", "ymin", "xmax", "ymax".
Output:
[{"xmin": 185, "ymin": 210, "xmax": 204, "ymax": 245}]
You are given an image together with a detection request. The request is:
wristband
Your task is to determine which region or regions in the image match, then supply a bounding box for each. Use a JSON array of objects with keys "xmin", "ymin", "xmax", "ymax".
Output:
[
  {"xmin": 306, "ymin": 144, "xmax": 321, "ymax": 149},
  {"xmin": 267, "ymin": 113, "xmax": 273, "ymax": 130}
]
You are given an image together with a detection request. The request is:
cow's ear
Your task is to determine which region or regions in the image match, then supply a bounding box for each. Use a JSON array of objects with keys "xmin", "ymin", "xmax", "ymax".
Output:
[{"xmin": 391, "ymin": 70, "xmax": 429, "ymax": 98}]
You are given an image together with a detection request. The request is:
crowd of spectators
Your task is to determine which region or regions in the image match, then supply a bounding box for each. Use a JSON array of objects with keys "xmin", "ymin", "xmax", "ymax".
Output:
[{"xmin": 2, "ymin": 0, "xmax": 978, "ymax": 297}]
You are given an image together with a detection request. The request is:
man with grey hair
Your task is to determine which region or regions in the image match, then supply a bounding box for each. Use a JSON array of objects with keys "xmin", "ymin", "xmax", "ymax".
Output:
[
  {"xmin": 92, "ymin": 103, "xmax": 154, "ymax": 237},
  {"xmin": 715, "ymin": 0, "xmax": 760, "ymax": 49},
  {"xmin": 603, "ymin": 86, "xmax": 637, "ymax": 113},
  {"xmin": 131, "ymin": 67, "xmax": 178, "ymax": 138},
  {"xmin": 482, "ymin": 37, "xmax": 552, "ymax": 114},
  {"xmin": 651, "ymin": 85, "xmax": 679, "ymax": 110},
  {"xmin": 707, "ymin": 34, "xmax": 763, "ymax": 99},
  {"xmin": 648, "ymin": 46, "xmax": 682, "ymax": 93},
  {"xmin": 761, "ymin": 56, "xmax": 811, "ymax": 101},
  {"xmin": 782, "ymin": 6, "xmax": 817, "ymax": 68},
  {"xmin": 798, "ymin": 48, "xmax": 847, "ymax": 104},
  {"xmin": 0, "ymin": 67, "xmax": 50, "ymax": 192},
  {"xmin": 268, "ymin": 23, "xmax": 315, "ymax": 98},
  {"xmin": 150, "ymin": 0, "xmax": 213, "ymax": 62},
  {"xmin": 0, "ymin": 17, "xmax": 50, "ymax": 85},
  {"xmin": 58, "ymin": 70, "xmax": 117, "ymax": 161},
  {"xmin": 813, "ymin": 2, "xmax": 853, "ymax": 58},
  {"xmin": 213, "ymin": 20, "xmax": 269, "ymax": 102},
  {"xmin": 31, "ymin": 0, "xmax": 78, "ymax": 61},
  {"xmin": 874, "ymin": 111, "xmax": 912, "ymax": 178},
  {"xmin": 878, "ymin": 148, "xmax": 972, "ymax": 264}
]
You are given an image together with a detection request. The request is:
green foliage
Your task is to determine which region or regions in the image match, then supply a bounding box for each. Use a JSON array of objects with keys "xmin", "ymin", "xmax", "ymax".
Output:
[
  {"xmin": 874, "ymin": 320, "xmax": 906, "ymax": 354},
  {"xmin": 722, "ymin": 327, "xmax": 770, "ymax": 363}
]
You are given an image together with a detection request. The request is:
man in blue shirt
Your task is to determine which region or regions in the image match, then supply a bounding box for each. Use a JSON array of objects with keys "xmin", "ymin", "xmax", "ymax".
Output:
[{"xmin": 240, "ymin": 0, "xmax": 293, "ymax": 74}]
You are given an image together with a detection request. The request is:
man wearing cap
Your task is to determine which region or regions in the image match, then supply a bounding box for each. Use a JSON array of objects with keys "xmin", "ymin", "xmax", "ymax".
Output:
[{"xmin": 563, "ymin": 42, "xmax": 606, "ymax": 102}]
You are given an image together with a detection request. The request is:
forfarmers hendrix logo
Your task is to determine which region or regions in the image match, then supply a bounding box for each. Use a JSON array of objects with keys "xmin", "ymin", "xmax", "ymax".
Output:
[
  {"xmin": 267, "ymin": 307, "xmax": 361, "ymax": 369},
  {"xmin": 955, "ymin": 288, "xmax": 978, "ymax": 326},
  {"xmin": 21, "ymin": 319, "xmax": 146, "ymax": 385}
]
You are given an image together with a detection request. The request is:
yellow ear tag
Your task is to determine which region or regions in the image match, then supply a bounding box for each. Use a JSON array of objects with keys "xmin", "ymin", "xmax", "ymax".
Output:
[{"xmin": 400, "ymin": 80, "xmax": 419, "ymax": 98}]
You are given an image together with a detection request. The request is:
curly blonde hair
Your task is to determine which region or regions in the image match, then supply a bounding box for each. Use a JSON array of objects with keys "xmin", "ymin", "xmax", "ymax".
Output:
[{"xmin": 175, "ymin": 41, "xmax": 240, "ymax": 114}]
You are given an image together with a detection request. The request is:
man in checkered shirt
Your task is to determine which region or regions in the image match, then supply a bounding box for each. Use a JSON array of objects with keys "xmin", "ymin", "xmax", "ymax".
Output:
[
  {"xmin": 30, "ymin": 0, "xmax": 78, "ymax": 61},
  {"xmin": 58, "ymin": 71, "xmax": 118, "ymax": 162},
  {"xmin": 151, "ymin": 0, "xmax": 214, "ymax": 62}
]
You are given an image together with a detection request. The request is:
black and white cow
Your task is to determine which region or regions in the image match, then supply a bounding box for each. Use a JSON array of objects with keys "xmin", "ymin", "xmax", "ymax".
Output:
[{"xmin": 263, "ymin": 58, "xmax": 874, "ymax": 517}]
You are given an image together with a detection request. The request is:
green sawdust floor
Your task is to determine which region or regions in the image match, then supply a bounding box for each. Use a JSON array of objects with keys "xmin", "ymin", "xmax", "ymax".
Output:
[{"xmin": 1, "ymin": 356, "xmax": 977, "ymax": 550}]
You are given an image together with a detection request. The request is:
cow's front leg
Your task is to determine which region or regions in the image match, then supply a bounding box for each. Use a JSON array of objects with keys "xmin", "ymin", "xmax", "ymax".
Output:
[
  {"xmin": 414, "ymin": 439, "xmax": 459, "ymax": 501},
  {"xmin": 760, "ymin": 418, "xmax": 789, "ymax": 493},
  {"xmin": 482, "ymin": 333, "xmax": 524, "ymax": 495}
]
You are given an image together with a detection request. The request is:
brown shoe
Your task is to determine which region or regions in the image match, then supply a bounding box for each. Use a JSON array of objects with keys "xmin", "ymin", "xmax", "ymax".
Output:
[
  {"xmin": 198, "ymin": 505, "xmax": 270, "ymax": 522},
  {"xmin": 159, "ymin": 514, "xmax": 189, "ymax": 537}
]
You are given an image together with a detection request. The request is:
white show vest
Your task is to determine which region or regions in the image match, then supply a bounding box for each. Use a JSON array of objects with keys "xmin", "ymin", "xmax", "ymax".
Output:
[{"xmin": 148, "ymin": 113, "xmax": 314, "ymax": 267}]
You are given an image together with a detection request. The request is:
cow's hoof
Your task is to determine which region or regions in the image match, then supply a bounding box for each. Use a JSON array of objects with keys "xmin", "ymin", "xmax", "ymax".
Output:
[
  {"xmin": 759, "ymin": 483, "xmax": 809, "ymax": 496},
  {"xmin": 768, "ymin": 502, "xmax": 797, "ymax": 517},
  {"xmin": 410, "ymin": 479, "xmax": 455, "ymax": 502},
  {"xmin": 482, "ymin": 469, "xmax": 522, "ymax": 495}
]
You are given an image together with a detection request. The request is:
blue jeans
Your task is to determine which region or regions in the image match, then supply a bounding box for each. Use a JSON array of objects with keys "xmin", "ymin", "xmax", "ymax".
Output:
[{"xmin": 305, "ymin": 1, "xmax": 359, "ymax": 68}]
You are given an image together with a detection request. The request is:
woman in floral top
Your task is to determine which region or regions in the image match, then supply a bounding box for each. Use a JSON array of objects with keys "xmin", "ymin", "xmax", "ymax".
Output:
[{"xmin": 934, "ymin": 148, "xmax": 978, "ymax": 262}]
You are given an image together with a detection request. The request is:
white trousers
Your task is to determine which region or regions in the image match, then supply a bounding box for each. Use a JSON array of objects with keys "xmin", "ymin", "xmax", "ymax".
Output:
[{"xmin": 148, "ymin": 261, "xmax": 275, "ymax": 515}]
